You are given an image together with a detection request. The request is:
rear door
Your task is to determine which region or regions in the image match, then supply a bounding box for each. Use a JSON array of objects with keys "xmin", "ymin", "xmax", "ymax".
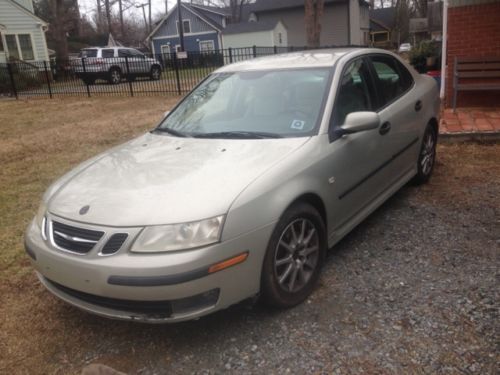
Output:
[{"xmin": 367, "ymin": 54, "xmax": 420, "ymax": 176}]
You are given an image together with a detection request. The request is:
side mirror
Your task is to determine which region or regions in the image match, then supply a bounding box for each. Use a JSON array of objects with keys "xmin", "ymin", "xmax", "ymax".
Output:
[
  {"xmin": 335, "ymin": 112, "xmax": 380, "ymax": 136},
  {"xmin": 163, "ymin": 111, "xmax": 170, "ymax": 118}
]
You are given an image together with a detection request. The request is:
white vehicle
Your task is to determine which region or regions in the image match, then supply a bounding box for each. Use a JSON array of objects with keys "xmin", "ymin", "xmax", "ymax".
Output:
[
  {"xmin": 73, "ymin": 47, "xmax": 162, "ymax": 85},
  {"xmin": 398, "ymin": 43, "xmax": 412, "ymax": 53}
]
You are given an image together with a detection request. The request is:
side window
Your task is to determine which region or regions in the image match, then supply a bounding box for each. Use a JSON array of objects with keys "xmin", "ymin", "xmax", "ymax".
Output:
[
  {"xmin": 118, "ymin": 49, "xmax": 131, "ymax": 57},
  {"xmin": 333, "ymin": 58, "xmax": 374, "ymax": 126},
  {"xmin": 370, "ymin": 55, "xmax": 412, "ymax": 108},
  {"xmin": 101, "ymin": 49, "xmax": 114, "ymax": 58}
]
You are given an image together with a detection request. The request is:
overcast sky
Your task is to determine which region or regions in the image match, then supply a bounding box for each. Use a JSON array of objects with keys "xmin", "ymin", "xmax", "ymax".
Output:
[{"xmin": 79, "ymin": 0, "xmax": 180, "ymax": 23}]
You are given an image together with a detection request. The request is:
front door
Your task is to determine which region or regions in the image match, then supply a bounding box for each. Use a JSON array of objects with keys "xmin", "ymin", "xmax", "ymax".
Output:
[{"xmin": 323, "ymin": 57, "xmax": 394, "ymax": 236}]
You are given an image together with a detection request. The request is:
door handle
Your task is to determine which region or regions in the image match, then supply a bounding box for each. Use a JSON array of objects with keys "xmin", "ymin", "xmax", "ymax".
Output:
[
  {"xmin": 415, "ymin": 100, "xmax": 423, "ymax": 112},
  {"xmin": 379, "ymin": 121, "xmax": 391, "ymax": 135}
]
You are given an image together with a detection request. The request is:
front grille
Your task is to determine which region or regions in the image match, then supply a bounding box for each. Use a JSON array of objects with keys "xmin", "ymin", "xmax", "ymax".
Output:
[
  {"xmin": 52, "ymin": 221, "xmax": 104, "ymax": 254},
  {"xmin": 101, "ymin": 233, "xmax": 128, "ymax": 255}
]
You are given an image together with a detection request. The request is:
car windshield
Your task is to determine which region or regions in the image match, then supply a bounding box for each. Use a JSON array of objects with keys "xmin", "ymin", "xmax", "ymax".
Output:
[{"xmin": 157, "ymin": 68, "xmax": 332, "ymax": 138}]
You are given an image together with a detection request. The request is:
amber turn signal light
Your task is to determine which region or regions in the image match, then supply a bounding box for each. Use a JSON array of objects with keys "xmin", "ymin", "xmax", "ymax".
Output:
[{"xmin": 208, "ymin": 252, "xmax": 249, "ymax": 274}]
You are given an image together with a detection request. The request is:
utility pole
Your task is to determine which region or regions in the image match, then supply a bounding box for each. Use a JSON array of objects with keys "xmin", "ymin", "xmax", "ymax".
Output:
[
  {"xmin": 119, "ymin": 0, "xmax": 124, "ymax": 37},
  {"xmin": 177, "ymin": 0, "xmax": 185, "ymax": 51},
  {"xmin": 148, "ymin": 0, "xmax": 152, "ymax": 32},
  {"xmin": 136, "ymin": 4, "xmax": 148, "ymax": 31}
]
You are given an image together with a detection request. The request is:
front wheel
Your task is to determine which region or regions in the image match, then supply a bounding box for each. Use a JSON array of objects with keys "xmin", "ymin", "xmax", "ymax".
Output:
[
  {"xmin": 413, "ymin": 124, "xmax": 437, "ymax": 185},
  {"xmin": 261, "ymin": 202, "xmax": 326, "ymax": 308}
]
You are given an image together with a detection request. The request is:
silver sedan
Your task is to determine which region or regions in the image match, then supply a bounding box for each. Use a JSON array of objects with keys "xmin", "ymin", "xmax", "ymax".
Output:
[{"xmin": 25, "ymin": 48, "xmax": 440, "ymax": 322}]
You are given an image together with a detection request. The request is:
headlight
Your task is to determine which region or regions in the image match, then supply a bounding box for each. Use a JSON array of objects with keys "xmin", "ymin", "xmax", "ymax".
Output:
[
  {"xmin": 35, "ymin": 201, "xmax": 47, "ymax": 240},
  {"xmin": 131, "ymin": 215, "xmax": 225, "ymax": 253}
]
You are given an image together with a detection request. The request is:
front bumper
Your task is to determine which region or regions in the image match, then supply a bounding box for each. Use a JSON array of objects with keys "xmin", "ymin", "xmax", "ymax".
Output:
[{"xmin": 25, "ymin": 216, "xmax": 275, "ymax": 323}]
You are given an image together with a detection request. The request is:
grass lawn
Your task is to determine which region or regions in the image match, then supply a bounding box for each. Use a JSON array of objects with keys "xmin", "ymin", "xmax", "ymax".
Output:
[
  {"xmin": 0, "ymin": 96, "xmax": 499, "ymax": 374},
  {"xmin": 0, "ymin": 97, "xmax": 179, "ymax": 279}
]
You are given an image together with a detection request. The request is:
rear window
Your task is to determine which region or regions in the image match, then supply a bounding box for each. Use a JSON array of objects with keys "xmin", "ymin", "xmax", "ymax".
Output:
[{"xmin": 79, "ymin": 49, "xmax": 98, "ymax": 58}]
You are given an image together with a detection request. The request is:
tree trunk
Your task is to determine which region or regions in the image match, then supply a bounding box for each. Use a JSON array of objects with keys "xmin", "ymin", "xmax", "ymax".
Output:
[
  {"xmin": 104, "ymin": 0, "xmax": 112, "ymax": 34},
  {"xmin": 119, "ymin": 0, "xmax": 124, "ymax": 37},
  {"xmin": 51, "ymin": 0, "xmax": 68, "ymax": 62},
  {"xmin": 305, "ymin": 0, "xmax": 324, "ymax": 48}
]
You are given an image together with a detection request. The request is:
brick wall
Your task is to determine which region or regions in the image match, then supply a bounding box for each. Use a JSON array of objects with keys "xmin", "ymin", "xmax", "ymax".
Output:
[{"xmin": 446, "ymin": 2, "xmax": 500, "ymax": 108}]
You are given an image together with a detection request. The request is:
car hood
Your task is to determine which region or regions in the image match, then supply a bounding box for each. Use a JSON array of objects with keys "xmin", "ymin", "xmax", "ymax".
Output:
[{"xmin": 47, "ymin": 132, "xmax": 310, "ymax": 227}]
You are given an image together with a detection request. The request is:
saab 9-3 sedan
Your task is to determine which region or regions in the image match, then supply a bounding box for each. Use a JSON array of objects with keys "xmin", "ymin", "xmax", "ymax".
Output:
[{"xmin": 25, "ymin": 48, "xmax": 440, "ymax": 322}]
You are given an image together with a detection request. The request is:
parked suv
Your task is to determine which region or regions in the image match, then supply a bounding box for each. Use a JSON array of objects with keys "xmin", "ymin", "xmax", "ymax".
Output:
[{"xmin": 73, "ymin": 47, "xmax": 162, "ymax": 85}]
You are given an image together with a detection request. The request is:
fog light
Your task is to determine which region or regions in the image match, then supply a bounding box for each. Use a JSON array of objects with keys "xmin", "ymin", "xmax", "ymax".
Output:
[{"xmin": 170, "ymin": 288, "xmax": 220, "ymax": 316}]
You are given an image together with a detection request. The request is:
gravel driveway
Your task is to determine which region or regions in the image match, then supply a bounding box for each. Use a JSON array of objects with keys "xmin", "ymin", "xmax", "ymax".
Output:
[{"xmin": 1, "ymin": 142, "xmax": 499, "ymax": 375}]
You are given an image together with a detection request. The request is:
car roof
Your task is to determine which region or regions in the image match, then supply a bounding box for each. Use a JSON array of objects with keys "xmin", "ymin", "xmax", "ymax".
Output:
[{"xmin": 214, "ymin": 48, "xmax": 400, "ymax": 72}]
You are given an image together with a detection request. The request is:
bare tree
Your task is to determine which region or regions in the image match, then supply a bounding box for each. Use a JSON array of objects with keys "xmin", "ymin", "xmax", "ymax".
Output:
[{"xmin": 305, "ymin": 0, "xmax": 324, "ymax": 48}]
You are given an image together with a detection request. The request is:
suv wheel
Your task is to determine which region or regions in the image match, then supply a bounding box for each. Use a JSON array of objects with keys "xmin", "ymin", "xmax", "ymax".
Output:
[
  {"xmin": 108, "ymin": 68, "xmax": 121, "ymax": 85},
  {"xmin": 150, "ymin": 66, "xmax": 161, "ymax": 81}
]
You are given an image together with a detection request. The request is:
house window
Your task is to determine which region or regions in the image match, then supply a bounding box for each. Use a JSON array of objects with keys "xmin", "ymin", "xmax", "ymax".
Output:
[
  {"xmin": 5, "ymin": 35, "xmax": 19, "ymax": 59},
  {"xmin": 199, "ymin": 40, "xmax": 215, "ymax": 53},
  {"xmin": 176, "ymin": 20, "xmax": 191, "ymax": 34},
  {"xmin": 5, "ymin": 34, "xmax": 35, "ymax": 60},
  {"xmin": 0, "ymin": 32, "xmax": 4, "ymax": 52},
  {"xmin": 278, "ymin": 33, "xmax": 282, "ymax": 44},
  {"xmin": 18, "ymin": 34, "xmax": 34, "ymax": 60}
]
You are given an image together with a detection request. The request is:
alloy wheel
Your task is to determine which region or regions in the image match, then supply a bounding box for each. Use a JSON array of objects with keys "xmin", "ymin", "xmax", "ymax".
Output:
[
  {"xmin": 111, "ymin": 70, "xmax": 121, "ymax": 84},
  {"xmin": 421, "ymin": 131, "xmax": 435, "ymax": 176},
  {"xmin": 274, "ymin": 218, "xmax": 320, "ymax": 293}
]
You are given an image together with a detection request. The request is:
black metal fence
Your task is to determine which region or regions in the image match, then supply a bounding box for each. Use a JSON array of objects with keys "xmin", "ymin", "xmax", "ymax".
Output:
[{"xmin": 0, "ymin": 45, "xmax": 360, "ymax": 99}]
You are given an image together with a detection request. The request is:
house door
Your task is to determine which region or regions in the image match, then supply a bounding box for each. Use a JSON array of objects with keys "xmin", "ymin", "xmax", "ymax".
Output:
[{"xmin": 161, "ymin": 44, "xmax": 171, "ymax": 61}]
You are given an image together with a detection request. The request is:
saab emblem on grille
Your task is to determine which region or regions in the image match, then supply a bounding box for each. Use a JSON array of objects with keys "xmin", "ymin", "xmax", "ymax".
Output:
[{"xmin": 79, "ymin": 205, "xmax": 90, "ymax": 215}]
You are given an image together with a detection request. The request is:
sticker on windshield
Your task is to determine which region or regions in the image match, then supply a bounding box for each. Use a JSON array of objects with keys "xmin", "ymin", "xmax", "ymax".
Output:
[{"xmin": 291, "ymin": 120, "xmax": 306, "ymax": 130}]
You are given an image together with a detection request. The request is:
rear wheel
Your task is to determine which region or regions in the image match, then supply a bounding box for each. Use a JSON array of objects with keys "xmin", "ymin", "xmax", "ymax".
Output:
[
  {"xmin": 261, "ymin": 202, "xmax": 326, "ymax": 308},
  {"xmin": 108, "ymin": 68, "xmax": 121, "ymax": 85},
  {"xmin": 413, "ymin": 124, "xmax": 437, "ymax": 185},
  {"xmin": 150, "ymin": 66, "xmax": 161, "ymax": 80}
]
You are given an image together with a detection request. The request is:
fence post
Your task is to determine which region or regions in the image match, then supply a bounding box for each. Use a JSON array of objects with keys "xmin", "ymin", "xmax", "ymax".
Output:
[
  {"xmin": 252, "ymin": 45, "xmax": 257, "ymax": 58},
  {"xmin": 81, "ymin": 58, "xmax": 91, "ymax": 98},
  {"xmin": 173, "ymin": 53, "xmax": 182, "ymax": 96},
  {"xmin": 43, "ymin": 61, "xmax": 53, "ymax": 99},
  {"xmin": 125, "ymin": 56, "xmax": 134, "ymax": 97},
  {"xmin": 228, "ymin": 48, "xmax": 233, "ymax": 64},
  {"xmin": 6, "ymin": 63, "xmax": 18, "ymax": 99}
]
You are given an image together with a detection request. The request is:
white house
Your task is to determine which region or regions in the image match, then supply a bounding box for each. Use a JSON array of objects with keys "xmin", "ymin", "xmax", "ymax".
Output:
[{"xmin": 0, "ymin": 0, "xmax": 49, "ymax": 63}]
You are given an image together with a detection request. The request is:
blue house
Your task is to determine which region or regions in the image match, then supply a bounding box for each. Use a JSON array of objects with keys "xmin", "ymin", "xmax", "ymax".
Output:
[{"xmin": 147, "ymin": 3, "xmax": 227, "ymax": 56}]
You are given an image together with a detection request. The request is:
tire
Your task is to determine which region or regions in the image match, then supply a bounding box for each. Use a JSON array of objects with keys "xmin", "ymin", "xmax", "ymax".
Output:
[
  {"xmin": 261, "ymin": 202, "xmax": 326, "ymax": 308},
  {"xmin": 150, "ymin": 66, "xmax": 161, "ymax": 81},
  {"xmin": 108, "ymin": 68, "xmax": 121, "ymax": 85},
  {"xmin": 82, "ymin": 77, "xmax": 95, "ymax": 85},
  {"xmin": 412, "ymin": 124, "xmax": 437, "ymax": 185}
]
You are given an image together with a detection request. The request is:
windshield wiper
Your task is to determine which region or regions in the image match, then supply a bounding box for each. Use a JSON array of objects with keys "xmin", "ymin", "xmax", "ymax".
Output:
[
  {"xmin": 152, "ymin": 127, "xmax": 188, "ymax": 138},
  {"xmin": 193, "ymin": 131, "xmax": 283, "ymax": 139}
]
